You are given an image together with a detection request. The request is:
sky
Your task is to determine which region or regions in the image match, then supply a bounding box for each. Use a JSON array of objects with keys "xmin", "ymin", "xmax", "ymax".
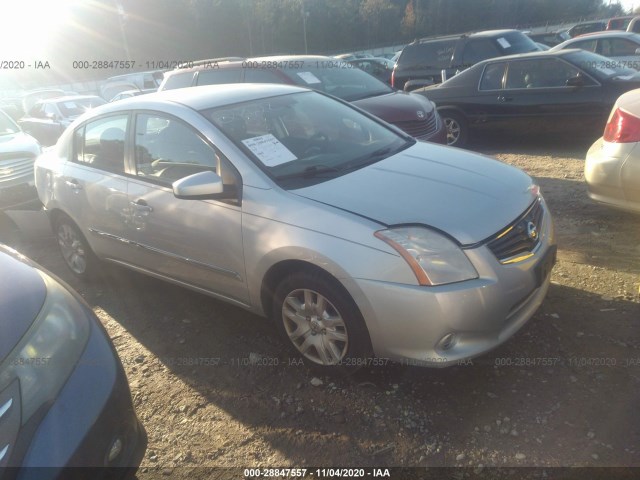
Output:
[{"xmin": 618, "ymin": 0, "xmax": 638, "ymax": 13}]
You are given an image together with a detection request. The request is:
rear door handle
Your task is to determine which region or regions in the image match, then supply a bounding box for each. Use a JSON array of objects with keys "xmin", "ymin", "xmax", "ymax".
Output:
[
  {"xmin": 498, "ymin": 96, "xmax": 514, "ymax": 103},
  {"xmin": 65, "ymin": 179, "xmax": 83, "ymax": 191}
]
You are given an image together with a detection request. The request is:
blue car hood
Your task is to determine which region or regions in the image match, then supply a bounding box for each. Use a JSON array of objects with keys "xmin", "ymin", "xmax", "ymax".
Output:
[{"xmin": 0, "ymin": 246, "xmax": 46, "ymax": 363}]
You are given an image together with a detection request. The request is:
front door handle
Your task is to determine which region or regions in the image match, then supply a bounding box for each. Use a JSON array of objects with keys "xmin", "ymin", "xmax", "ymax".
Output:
[
  {"xmin": 130, "ymin": 199, "xmax": 153, "ymax": 213},
  {"xmin": 498, "ymin": 96, "xmax": 514, "ymax": 103}
]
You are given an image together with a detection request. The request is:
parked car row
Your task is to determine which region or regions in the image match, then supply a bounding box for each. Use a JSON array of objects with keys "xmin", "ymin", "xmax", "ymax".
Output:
[
  {"xmin": 159, "ymin": 55, "xmax": 447, "ymax": 144},
  {"xmin": 415, "ymin": 49, "xmax": 640, "ymax": 147}
]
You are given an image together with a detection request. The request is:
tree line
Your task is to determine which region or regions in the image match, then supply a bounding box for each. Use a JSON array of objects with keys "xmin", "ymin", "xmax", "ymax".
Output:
[{"xmin": 2, "ymin": 0, "xmax": 626, "ymax": 88}]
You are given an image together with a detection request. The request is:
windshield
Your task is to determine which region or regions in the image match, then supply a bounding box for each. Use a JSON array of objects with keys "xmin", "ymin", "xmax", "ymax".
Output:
[
  {"xmin": 57, "ymin": 97, "xmax": 106, "ymax": 118},
  {"xmin": 202, "ymin": 91, "xmax": 411, "ymax": 187},
  {"xmin": 279, "ymin": 61, "xmax": 393, "ymax": 101},
  {"xmin": 0, "ymin": 110, "xmax": 20, "ymax": 135},
  {"xmin": 494, "ymin": 32, "xmax": 540, "ymax": 54},
  {"xmin": 564, "ymin": 50, "xmax": 637, "ymax": 80}
]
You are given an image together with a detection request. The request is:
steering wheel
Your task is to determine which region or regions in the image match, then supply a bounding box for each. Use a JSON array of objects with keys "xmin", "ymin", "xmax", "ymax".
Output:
[{"xmin": 303, "ymin": 132, "xmax": 329, "ymax": 157}]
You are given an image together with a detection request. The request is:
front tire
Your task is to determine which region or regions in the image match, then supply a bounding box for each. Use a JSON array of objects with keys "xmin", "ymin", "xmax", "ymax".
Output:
[
  {"xmin": 442, "ymin": 111, "xmax": 468, "ymax": 147},
  {"xmin": 54, "ymin": 215, "xmax": 99, "ymax": 279},
  {"xmin": 273, "ymin": 271, "xmax": 372, "ymax": 371}
]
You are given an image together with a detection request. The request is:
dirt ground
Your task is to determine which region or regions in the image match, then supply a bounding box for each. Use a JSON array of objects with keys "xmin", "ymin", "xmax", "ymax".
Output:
[{"xmin": 1, "ymin": 133, "xmax": 639, "ymax": 478}]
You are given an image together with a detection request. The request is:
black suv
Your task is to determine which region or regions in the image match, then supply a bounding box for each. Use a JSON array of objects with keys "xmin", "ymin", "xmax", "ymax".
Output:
[{"xmin": 392, "ymin": 29, "xmax": 540, "ymax": 91}]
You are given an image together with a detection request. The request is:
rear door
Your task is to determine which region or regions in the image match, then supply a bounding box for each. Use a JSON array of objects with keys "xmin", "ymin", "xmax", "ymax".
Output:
[{"xmin": 59, "ymin": 113, "xmax": 136, "ymax": 263}]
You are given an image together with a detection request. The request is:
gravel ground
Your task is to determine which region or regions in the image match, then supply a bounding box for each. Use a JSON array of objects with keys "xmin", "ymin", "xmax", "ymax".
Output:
[{"xmin": 1, "ymin": 133, "xmax": 639, "ymax": 479}]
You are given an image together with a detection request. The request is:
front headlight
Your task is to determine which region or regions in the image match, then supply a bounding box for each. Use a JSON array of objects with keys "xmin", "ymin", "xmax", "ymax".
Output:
[
  {"xmin": 0, "ymin": 272, "xmax": 90, "ymax": 424},
  {"xmin": 375, "ymin": 227, "xmax": 478, "ymax": 286}
]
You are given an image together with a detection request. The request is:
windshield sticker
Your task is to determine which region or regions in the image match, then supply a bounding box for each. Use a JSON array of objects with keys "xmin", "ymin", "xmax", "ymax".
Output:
[
  {"xmin": 496, "ymin": 37, "xmax": 511, "ymax": 49},
  {"xmin": 241, "ymin": 134, "xmax": 298, "ymax": 167},
  {"xmin": 296, "ymin": 71, "xmax": 322, "ymax": 84}
]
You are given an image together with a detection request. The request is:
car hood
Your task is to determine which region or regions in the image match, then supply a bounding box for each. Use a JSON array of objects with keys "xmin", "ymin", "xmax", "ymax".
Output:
[
  {"xmin": 352, "ymin": 90, "xmax": 435, "ymax": 123},
  {"xmin": 0, "ymin": 247, "xmax": 47, "ymax": 363},
  {"xmin": 291, "ymin": 142, "xmax": 536, "ymax": 245},
  {"xmin": 0, "ymin": 131, "xmax": 40, "ymax": 155}
]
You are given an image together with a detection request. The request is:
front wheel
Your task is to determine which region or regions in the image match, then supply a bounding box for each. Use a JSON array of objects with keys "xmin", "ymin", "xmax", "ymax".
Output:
[
  {"xmin": 55, "ymin": 215, "xmax": 99, "ymax": 279},
  {"xmin": 442, "ymin": 111, "xmax": 468, "ymax": 147},
  {"xmin": 273, "ymin": 271, "xmax": 372, "ymax": 371}
]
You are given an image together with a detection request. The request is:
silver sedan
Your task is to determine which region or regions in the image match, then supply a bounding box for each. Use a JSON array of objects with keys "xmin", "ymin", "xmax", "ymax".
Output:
[{"xmin": 35, "ymin": 84, "xmax": 556, "ymax": 369}]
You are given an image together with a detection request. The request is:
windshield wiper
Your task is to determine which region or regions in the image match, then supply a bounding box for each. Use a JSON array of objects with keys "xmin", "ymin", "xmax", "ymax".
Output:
[
  {"xmin": 276, "ymin": 164, "xmax": 341, "ymax": 180},
  {"xmin": 341, "ymin": 146, "xmax": 394, "ymax": 172}
]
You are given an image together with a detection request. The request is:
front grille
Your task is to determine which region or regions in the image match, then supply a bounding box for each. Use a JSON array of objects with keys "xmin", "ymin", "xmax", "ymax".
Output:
[
  {"xmin": 392, "ymin": 113, "xmax": 438, "ymax": 138},
  {"xmin": 0, "ymin": 152, "xmax": 36, "ymax": 184},
  {"xmin": 487, "ymin": 198, "xmax": 544, "ymax": 263}
]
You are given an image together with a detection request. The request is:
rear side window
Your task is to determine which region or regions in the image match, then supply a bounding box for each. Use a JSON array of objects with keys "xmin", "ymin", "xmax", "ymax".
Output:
[
  {"xmin": 244, "ymin": 69, "xmax": 285, "ymax": 83},
  {"xmin": 570, "ymin": 39, "xmax": 597, "ymax": 53},
  {"xmin": 161, "ymin": 72, "xmax": 195, "ymax": 90},
  {"xmin": 196, "ymin": 69, "xmax": 242, "ymax": 86},
  {"xmin": 462, "ymin": 39, "xmax": 501, "ymax": 66},
  {"xmin": 399, "ymin": 40, "xmax": 456, "ymax": 68},
  {"xmin": 74, "ymin": 115, "xmax": 128, "ymax": 173}
]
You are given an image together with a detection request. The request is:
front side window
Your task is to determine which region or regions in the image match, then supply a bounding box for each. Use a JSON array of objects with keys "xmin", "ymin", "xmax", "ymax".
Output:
[
  {"xmin": 600, "ymin": 38, "xmax": 640, "ymax": 57},
  {"xmin": 74, "ymin": 115, "xmax": 128, "ymax": 173},
  {"xmin": 133, "ymin": 114, "xmax": 240, "ymax": 199},
  {"xmin": 479, "ymin": 62, "xmax": 506, "ymax": 90},
  {"xmin": 505, "ymin": 58, "xmax": 595, "ymax": 89}
]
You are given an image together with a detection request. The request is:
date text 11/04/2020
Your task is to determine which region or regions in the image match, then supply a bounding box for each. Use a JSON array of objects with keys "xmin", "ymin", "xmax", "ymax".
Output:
[{"xmin": 244, "ymin": 468, "xmax": 391, "ymax": 478}]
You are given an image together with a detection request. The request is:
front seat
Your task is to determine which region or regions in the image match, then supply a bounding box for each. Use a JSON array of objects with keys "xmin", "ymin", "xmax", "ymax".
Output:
[{"xmin": 92, "ymin": 127, "xmax": 125, "ymax": 172}]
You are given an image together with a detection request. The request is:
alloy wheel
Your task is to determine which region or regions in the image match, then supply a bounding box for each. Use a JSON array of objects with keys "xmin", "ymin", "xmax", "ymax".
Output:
[{"xmin": 282, "ymin": 288, "xmax": 348, "ymax": 366}]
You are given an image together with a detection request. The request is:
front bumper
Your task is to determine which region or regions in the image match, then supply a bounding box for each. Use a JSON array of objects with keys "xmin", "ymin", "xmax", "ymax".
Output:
[
  {"xmin": 355, "ymin": 200, "xmax": 556, "ymax": 366},
  {"xmin": 4, "ymin": 305, "xmax": 146, "ymax": 479}
]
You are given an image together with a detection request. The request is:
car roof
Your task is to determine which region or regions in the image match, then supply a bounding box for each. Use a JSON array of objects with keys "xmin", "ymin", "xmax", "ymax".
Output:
[
  {"xmin": 572, "ymin": 31, "xmax": 640, "ymax": 39},
  {"xmin": 412, "ymin": 29, "xmax": 524, "ymax": 44},
  {"xmin": 87, "ymin": 83, "xmax": 310, "ymax": 114},
  {"xmin": 472, "ymin": 48, "xmax": 583, "ymax": 64},
  {"xmin": 164, "ymin": 55, "xmax": 337, "ymax": 76},
  {"xmin": 46, "ymin": 95, "xmax": 103, "ymax": 104}
]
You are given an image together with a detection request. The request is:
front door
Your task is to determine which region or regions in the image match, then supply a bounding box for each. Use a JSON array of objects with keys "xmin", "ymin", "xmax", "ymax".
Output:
[{"xmin": 126, "ymin": 112, "xmax": 249, "ymax": 304}]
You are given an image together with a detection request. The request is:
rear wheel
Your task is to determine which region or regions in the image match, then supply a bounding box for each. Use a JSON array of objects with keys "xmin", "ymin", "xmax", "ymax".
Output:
[
  {"xmin": 54, "ymin": 215, "xmax": 99, "ymax": 279},
  {"xmin": 273, "ymin": 271, "xmax": 372, "ymax": 371},
  {"xmin": 442, "ymin": 111, "xmax": 468, "ymax": 147}
]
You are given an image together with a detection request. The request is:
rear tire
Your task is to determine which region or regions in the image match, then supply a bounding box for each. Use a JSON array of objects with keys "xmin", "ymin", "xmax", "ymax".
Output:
[
  {"xmin": 54, "ymin": 215, "xmax": 100, "ymax": 279},
  {"xmin": 272, "ymin": 271, "xmax": 372, "ymax": 372}
]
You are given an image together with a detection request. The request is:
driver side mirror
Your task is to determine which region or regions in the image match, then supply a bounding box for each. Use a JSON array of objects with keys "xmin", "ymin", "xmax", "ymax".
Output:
[{"xmin": 172, "ymin": 170, "xmax": 224, "ymax": 200}]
